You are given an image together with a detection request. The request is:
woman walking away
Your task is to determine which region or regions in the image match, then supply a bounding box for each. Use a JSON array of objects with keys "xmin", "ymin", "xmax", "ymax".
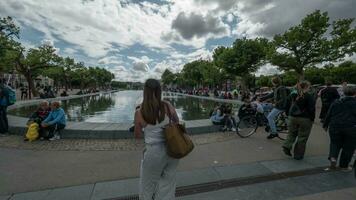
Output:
[
  {"xmin": 134, "ymin": 79, "xmax": 179, "ymax": 200},
  {"xmin": 323, "ymin": 86, "xmax": 356, "ymax": 171},
  {"xmin": 282, "ymin": 81, "xmax": 316, "ymax": 160}
]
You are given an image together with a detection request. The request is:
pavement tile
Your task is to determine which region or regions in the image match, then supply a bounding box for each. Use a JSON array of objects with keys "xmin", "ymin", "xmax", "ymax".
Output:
[
  {"xmin": 177, "ymin": 188, "xmax": 238, "ymax": 200},
  {"xmin": 0, "ymin": 195, "xmax": 11, "ymax": 200},
  {"xmin": 233, "ymin": 178, "xmax": 311, "ymax": 200},
  {"xmin": 91, "ymin": 178, "xmax": 139, "ymax": 200},
  {"xmin": 10, "ymin": 190, "xmax": 51, "ymax": 200},
  {"xmin": 214, "ymin": 162, "xmax": 273, "ymax": 180},
  {"xmin": 291, "ymin": 171, "xmax": 356, "ymax": 194},
  {"xmin": 176, "ymin": 167, "xmax": 220, "ymax": 187},
  {"xmin": 303, "ymin": 156, "xmax": 330, "ymax": 167},
  {"xmin": 43, "ymin": 184, "xmax": 94, "ymax": 200},
  {"xmin": 260, "ymin": 158, "xmax": 315, "ymax": 173},
  {"xmin": 287, "ymin": 186, "xmax": 356, "ymax": 200}
]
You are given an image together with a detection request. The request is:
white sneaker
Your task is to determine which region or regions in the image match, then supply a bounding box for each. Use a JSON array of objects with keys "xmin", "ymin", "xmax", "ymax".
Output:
[
  {"xmin": 49, "ymin": 134, "xmax": 60, "ymax": 141},
  {"xmin": 231, "ymin": 128, "xmax": 236, "ymax": 132}
]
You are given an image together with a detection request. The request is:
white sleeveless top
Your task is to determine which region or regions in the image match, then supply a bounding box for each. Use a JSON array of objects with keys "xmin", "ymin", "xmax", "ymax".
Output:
[{"xmin": 143, "ymin": 115, "xmax": 170, "ymax": 145}]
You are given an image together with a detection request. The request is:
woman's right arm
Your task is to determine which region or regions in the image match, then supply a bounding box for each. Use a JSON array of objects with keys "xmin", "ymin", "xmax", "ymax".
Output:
[{"xmin": 166, "ymin": 102, "xmax": 179, "ymax": 123}]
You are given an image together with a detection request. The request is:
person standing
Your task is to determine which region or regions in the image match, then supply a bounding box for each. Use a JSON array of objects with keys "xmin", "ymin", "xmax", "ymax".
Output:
[
  {"xmin": 323, "ymin": 86, "xmax": 356, "ymax": 171},
  {"xmin": 319, "ymin": 81, "xmax": 340, "ymax": 123},
  {"xmin": 134, "ymin": 79, "xmax": 179, "ymax": 200},
  {"xmin": 0, "ymin": 79, "xmax": 10, "ymax": 136},
  {"xmin": 259, "ymin": 77, "xmax": 289, "ymax": 139},
  {"xmin": 20, "ymin": 85, "xmax": 27, "ymax": 100},
  {"xmin": 282, "ymin": 81, "xmax": 316, "ymax": 160}
]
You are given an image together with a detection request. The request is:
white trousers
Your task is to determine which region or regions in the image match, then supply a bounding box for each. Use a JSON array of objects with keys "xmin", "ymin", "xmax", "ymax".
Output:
[{"xmin": 139, "ymin": 144, "xmax": 179, "ymax": 200}]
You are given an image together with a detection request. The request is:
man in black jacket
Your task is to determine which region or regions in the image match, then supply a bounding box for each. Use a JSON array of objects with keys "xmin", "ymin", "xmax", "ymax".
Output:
[
  {"xmin": 324, "ymin": 86, "xmax": 356, "ymax": 170},
  {"xmin": 319, "ymin": 81, "xmax": 340, "ymax": 123},
  {"xmin": 259, "ymin": 77, "xmax": 289, "ymax": 139}
]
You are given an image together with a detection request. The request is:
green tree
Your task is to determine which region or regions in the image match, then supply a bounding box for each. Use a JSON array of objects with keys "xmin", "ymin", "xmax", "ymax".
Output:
[
  {"xmin": 270, "ymin": 10, "xmax": 356, "ymax": 80},
  {"xmin": 161, "ymin": 69, "xmax": 176, "ymax": 86},
  {"xmin": 0, "ymin": 42, "xmax": 58, "ymax": 97},
  {"xmin": 0, "ymin": 16, "xmax": 20, "ymax": 73},
  {"xmin": 213, "ymin": 38, "xmax": 270, "ymax": 88}
]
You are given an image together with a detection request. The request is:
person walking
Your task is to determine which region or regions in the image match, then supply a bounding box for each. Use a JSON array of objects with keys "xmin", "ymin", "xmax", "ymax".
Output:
[
  {"xmin": 134, "ymin": 79, "xmax": 179, "ymax": 200},
  {"xmin": 0, "ymin": 79, "xmax": 10, "ymax": 136},
  {"xmin": 282, "ymin": 81, "xmax": 316, "ymax": 160},
  {"xmin": 323, "ymin": 86, "xmax": 356, "ymax": 171},
  {"xmin": 319, "ymin": 80, "xmax": 340, "ymax": 123}
]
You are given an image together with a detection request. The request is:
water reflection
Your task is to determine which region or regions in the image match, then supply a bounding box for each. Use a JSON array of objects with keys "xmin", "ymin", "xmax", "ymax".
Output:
[{"xmin": 9, "ymin": 91, "xmax": 239, "ymax": 123}]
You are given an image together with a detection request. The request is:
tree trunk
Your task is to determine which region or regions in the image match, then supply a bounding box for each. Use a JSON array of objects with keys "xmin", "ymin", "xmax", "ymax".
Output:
[
  {"xmin": 24, "ymin": 73, "xmax": 38, "ymax": 99},
  {"xmin": 298, "ymin": 70, "xmax": 305, "ymax": 82}
]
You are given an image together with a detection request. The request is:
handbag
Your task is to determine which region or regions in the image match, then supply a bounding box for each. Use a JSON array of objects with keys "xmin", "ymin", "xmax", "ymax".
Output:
[{"xmin": 164, "ymin": 104, "xmax": 194, "ymax": 159}]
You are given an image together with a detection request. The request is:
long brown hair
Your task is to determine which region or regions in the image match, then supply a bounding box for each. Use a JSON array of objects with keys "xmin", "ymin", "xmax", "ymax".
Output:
[
  {"xmin": 297, "ymin": 81, "xmax": 310, "ymax": 97},
  {"xmin": 141, "ymin": 79, "xmax": 166, "ymax": 125}
]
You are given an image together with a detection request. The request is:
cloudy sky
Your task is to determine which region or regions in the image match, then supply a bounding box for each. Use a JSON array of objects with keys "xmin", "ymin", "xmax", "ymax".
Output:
[{"xmin": 1, "ymin": 0, "xmax": 355, "ymax": 82}]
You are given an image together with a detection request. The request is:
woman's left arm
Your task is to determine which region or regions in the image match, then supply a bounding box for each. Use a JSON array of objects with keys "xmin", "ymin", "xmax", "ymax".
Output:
[{"xmin": 134, "ymin": 110, "xmax": 143, "ymax": 139}]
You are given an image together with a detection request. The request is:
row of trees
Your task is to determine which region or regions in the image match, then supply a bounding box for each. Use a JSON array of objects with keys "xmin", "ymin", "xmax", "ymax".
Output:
[
  {"xmin": 256, "ymin": 61, "xmax": 356, "ymax": 87},
  {"xmin": 162, "ymin": 10, "xmax": 356, "ymax": 89},
  {"xmin": 0, "ymin": 17, "xmax": 114, "ymax": 98}
]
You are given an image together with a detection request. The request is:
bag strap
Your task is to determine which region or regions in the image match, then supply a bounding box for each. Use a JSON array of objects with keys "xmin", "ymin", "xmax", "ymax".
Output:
[{"xmin": 163, "ymin": 102, "xmax": 173, "ymax": 124}]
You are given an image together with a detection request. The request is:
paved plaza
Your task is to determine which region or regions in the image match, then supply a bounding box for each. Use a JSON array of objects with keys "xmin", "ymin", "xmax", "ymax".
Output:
[{"xmin": 1, "ymin": 95, "xmax": 355, "ymax": 199}]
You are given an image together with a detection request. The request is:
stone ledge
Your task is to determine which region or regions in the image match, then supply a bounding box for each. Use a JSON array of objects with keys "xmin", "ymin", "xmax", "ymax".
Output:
[{"xmin": 8, "ymin": 115, "xmax": 221, "ymax": 139}]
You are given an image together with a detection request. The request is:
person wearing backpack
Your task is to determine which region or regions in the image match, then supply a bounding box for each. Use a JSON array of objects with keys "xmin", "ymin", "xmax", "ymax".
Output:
[
  {"xmin": 323, "ymin": 86, "xmax": 356, "ymax": 171},
  {"xmin": 282, "ymin": 81, "xmax": 316, "ymax": 160},
  {"xmin": 319, "ymin": 80, "xmax": 340, "ymax": 123},
  {"xmin": 134, "ymin": 79, "xmax": 180, "ymax": 200},
  {"xmin": 259, "ymin": 77, "xmax": 290, "ymax": 139},
  {"xmin": 0, "ymin": 79, "xmax": 10, "ymax": 135}
]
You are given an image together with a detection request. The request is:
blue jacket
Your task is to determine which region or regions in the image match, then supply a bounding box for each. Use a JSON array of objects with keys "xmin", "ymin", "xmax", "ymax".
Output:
[
  {"xmin": 43, "ymin": 108, "xmax": 66, "ymax": 125},
  {"xmin": 210, "ymin": 109, "xmax": 225, "ymax": 123}
]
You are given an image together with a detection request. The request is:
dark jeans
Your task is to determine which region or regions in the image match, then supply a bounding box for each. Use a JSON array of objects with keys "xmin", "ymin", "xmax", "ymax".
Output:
[
  {"xmin": 212, "ymin": 116, "xmax": 237, "ymax": 129},
  {"xmin": 328, "ymin": 127, "xmax": 356, "ymax": 168},
  {"xmin": 43, "ymin": 123, "xmax": 65, "ymax": 138},
  {"xmin": 319, "ymin": 103, "xmax": 331, "ymax": 121},
  {"xmin": 225, "ymin": 116, "xmax": 237, "ymax": 129},
  {"xmin": 0, "ymin": 106, "xmax": 8, "ymax": 133}
]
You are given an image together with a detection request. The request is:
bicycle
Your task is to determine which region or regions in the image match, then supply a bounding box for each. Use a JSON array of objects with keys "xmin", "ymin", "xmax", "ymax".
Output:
[{"xmin": 236, "ymin": 102, "xmax": 288, "ymax": 140}]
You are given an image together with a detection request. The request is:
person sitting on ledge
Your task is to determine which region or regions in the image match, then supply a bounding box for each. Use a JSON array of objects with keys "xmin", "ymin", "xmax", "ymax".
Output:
[
  {"xmin": 41, "ymin": 101, "xmax": 66, "ymax": 141},
  {"xmin": 25, "ymin": 101, "xmax": 51, "ymax": 141},
  {"xmin": 60, "ymin": 90, "xmax": 68, "ymax": 97}
]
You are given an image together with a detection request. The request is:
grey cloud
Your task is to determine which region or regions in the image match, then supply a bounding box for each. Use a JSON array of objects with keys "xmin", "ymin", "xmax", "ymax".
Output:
[
  {"xmin": 238, "ymin": 0, "xmax": 356, "ymax": 37},
  {"xmin": 171, "ymin": 12, "xmax": 228, "ymax": 40},
  {"xmin": 132, "ymin": 62, "xmax": 149, "ymax": 72},
  {"xmin": 194, "ymin": 0, "xmax": 271, "ymax": 11}
]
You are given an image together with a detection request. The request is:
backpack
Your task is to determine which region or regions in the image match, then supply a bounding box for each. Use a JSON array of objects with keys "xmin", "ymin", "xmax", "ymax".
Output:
[
  {"xmin": 6, "ymin": 86, "xmax": 16, "ymax": 106},
  {"xmin": 276, "ymin": 86, "xmax": 290, "ymax": 110},
  {"xmin": 289, "ymin": 94, "xmax": 305, "ymax": 116},
  {"xmin": 26, "ymin": 123, "xmax": 39, "ymax": 142}
]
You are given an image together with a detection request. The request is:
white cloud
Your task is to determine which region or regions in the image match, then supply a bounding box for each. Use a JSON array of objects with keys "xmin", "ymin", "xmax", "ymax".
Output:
[
  {"xmin": 132, "ymin": 62, "xmax": 149, "ymax": 72},
  {"xmin": 98, "ymin": 56, "xmax": 123, "ymax": 65},
  {"xmin": 128, "ymin": 56, "xmax": 153, "ymax": 64}
]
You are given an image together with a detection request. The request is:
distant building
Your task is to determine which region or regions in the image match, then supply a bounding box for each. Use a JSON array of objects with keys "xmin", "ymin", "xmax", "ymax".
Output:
[{"xmin": 1, "ymin": 73, "xmax": 53, "ymax": 88}]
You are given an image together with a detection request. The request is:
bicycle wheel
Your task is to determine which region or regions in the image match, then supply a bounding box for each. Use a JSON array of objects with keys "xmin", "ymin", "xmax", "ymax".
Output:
[
  {"xmin": 236, "ymin": 115, "xmax": 258, "ymax": 138},
  {"xmin": 276, "ymin": 114, "xmax": 288, "ymax": 140}
]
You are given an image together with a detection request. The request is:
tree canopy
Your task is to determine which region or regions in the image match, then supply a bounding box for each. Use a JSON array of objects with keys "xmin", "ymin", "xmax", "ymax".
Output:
[{"xmin": 270, "ymin": 10, "xmax": 356, "ymax": 79}]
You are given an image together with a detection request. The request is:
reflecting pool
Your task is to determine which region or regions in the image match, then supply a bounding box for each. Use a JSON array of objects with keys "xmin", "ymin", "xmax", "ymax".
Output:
[{"xmin": 9, "ymin": 91, "xmax": 241, "ymax": 123}]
